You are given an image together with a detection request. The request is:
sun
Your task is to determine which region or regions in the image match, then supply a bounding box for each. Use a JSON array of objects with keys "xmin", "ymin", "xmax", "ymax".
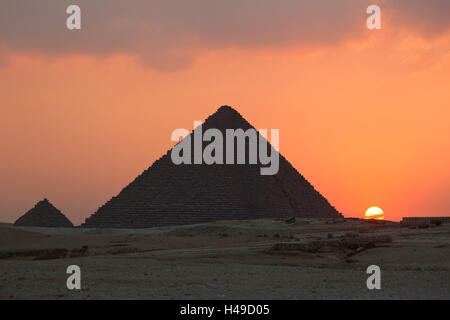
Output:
[{"xmin": 365, "ymin": 206, "xmax": 384, "ymax": 220}]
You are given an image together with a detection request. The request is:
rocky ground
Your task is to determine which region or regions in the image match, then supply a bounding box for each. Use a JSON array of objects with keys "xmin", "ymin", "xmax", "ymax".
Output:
[{"xmin": 0, "ymin": 218, "xmax": 449, "ymax": 299}]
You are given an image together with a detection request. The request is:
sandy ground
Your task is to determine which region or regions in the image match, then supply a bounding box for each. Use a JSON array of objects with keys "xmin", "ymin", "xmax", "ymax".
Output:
[{"xmin": 0, "ymin": 218, "xmax": 449, "ymax": 299}]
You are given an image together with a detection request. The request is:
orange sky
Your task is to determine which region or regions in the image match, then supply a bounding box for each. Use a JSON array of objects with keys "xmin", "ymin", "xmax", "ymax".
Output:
[{"xmin": 1, "ymin": 2, "xmax": 449, "ymax": 224}]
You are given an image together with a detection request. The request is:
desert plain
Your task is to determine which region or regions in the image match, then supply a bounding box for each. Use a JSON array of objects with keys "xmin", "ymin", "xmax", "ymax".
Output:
[{"xmin": 1, "ymin": 217, "xmax": 449, "ymax": 299}]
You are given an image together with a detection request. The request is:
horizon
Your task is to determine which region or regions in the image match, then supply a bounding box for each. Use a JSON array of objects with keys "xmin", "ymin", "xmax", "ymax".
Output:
[{"xmin": 1, "ymin": 1, "xmax": 449, "ymax": 225}]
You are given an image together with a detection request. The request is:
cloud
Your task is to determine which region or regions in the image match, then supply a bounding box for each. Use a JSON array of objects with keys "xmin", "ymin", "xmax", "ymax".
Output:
[
  {"xmin": 0, "ymin": 0, "xmax": 449, "ymax": 71},
  {"xmin": 385, "ymin": 0, "xmax": 450, "ymax": 37}
]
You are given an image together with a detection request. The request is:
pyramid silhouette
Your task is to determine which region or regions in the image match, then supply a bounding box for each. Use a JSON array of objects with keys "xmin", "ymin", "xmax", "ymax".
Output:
[
  {"xmin": 15, "ymin": 198, "xmax": 74, "ymax": 228},
  {"xmin": 82, "ymin": 106, "xmax": 341, "ymax": 228}
]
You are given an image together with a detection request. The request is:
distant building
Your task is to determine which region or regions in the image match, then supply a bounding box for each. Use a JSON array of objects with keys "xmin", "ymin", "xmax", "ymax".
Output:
[{"xmin": 401, "ymin": 217, "xmax": 450, "ymax": 226}]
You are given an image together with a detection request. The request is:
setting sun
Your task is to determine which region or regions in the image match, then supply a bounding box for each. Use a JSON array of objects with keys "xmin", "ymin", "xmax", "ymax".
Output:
[{"xmin": 365, "ymin": 206, "xmax": 384, "ymax": 220}]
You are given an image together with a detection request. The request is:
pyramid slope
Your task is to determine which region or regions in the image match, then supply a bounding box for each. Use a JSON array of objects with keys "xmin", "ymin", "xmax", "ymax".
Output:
[
  {"xmin": 82, "ymin": 106, "xmax": 341, "ymax": 228},
  {"xmin": 14, "ymin": 199, "xmax": 74, "ymax": 228}
]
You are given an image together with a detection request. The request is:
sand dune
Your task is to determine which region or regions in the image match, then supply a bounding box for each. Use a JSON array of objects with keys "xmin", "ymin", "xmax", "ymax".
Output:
[{"xmin": 1, "ymin": 218, "xmax": 449, "ymax": 299}]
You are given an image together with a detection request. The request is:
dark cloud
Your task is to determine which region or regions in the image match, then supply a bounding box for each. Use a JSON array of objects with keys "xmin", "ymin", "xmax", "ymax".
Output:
[
  {"xmin": 385, "ymin": 0, "xmax": 450, "ymax": 37},
  {"xmin": 0, "ymin": 0, "xmax": 448, "ymax": 71}
]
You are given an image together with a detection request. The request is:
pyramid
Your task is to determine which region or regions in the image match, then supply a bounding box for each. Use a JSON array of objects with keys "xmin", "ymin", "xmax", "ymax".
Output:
[
  {"xmin": 82, "ymin": 106, "xmax": 342, "ymax": 228},
  {"xmin": 14, "ymin": 199, "xmax": 74, "ymax": 228}
]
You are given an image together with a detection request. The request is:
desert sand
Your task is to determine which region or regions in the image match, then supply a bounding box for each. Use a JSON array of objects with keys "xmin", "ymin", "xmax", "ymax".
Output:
[{"xmin": 0, "ymin": 218, "xmax": 449, "ymax": 299}]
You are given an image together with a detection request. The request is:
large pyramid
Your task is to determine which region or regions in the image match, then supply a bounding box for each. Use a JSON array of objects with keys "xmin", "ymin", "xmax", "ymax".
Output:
[
  {"xmin": 82, "ymin": 106, "xmax": 341, "ymax": 228},
  {"xmin": 15, "ymin": 198, "xmax": 74, "ymax": 228}
]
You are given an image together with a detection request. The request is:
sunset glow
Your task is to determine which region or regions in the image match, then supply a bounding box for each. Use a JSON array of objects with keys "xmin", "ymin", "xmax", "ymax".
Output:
[{"xmin": 0, "ymin": 1, "xmax": 449, "ymax": 225}]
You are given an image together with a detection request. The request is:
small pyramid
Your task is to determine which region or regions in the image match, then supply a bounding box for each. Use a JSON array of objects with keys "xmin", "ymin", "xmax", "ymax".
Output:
[
  {"xmin": 14, "ymin": 199, "xmax": 74, "ymax": 228},
  {"xmin": 82, "ymin": 105, "xmax": 342, "ymax": 228}
]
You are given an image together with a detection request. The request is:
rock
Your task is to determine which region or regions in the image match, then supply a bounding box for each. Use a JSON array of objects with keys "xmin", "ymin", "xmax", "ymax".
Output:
[
  {"xmin": 285, "ymin": 217, "xmax": 296, "ymax": 224},
  {"xmin": 270, "ymin": 234, "xmax": 393, "ymax": 253},
  {"xmin": 431, "ymin": 220, "xmax": 442, "ymax": 227}
]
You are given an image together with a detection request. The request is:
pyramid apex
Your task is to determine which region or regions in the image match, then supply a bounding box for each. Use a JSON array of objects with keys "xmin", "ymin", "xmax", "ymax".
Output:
[
  {"xmin": 202, "ymin": 105, "xmax": 250, "ymax": 131},
  {"xmin": 216, "ymin": 105, "xmax": 239, "ymax": 114},
  {"xmin": 218, "ymin": 105, "xmax": 235, "ymax": 110},
  {"xmin": 37, "ymin": 198, "xmax": 51, "ymax": 206}
]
